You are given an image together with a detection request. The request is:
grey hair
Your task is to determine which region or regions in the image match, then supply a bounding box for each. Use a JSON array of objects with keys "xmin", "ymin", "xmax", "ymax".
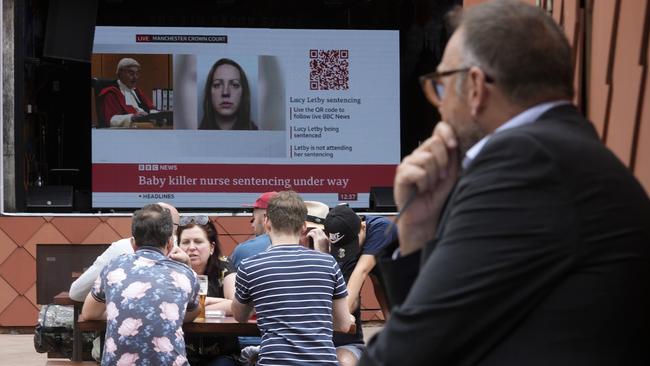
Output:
[
  {"xmin": 455, "ymin": 49, "xmax": 482, "ymax": 97},
  {"xmin": 452, "ymin": 0, "xmax": 573, "ymax": 105}
]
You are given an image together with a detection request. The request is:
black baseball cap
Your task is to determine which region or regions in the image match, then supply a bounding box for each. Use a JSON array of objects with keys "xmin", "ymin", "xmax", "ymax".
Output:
[{"xmin": 324, "ymin": 205, "xmax": 361, "ymax": 262}]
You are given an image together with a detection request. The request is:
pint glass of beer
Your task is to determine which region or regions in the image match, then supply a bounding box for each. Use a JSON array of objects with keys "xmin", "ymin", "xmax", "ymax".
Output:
[{"xmin": 197, "ymin": 274, "xmax": 208, "ymax": 319}]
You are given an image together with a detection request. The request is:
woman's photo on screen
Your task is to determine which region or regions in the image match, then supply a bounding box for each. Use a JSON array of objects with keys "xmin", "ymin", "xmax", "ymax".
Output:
[{"xmin": 199, "ymin": 58, "xmax": 258, "ymax": 130}]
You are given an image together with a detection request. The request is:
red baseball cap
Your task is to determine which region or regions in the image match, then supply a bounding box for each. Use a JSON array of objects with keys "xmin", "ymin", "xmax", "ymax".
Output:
[{"xmin": 244, "ymin": 192, "xmax": 278, "ymax": 209}]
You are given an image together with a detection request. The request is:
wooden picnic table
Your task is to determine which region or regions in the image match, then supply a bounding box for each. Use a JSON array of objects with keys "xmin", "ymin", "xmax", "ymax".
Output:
[{"xmin": 53, "ymin": 291, "xmax": 260, "ymax": 361}]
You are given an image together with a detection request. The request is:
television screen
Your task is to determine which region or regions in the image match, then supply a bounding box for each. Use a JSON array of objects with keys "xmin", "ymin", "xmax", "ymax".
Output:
[{"xmin": 91, "ymin": 26, "xmax": 400, "ymax": 209}]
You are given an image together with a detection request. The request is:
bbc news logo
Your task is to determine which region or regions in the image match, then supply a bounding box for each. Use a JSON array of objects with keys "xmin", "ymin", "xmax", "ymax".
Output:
[
  {"xmin": 138, "ymin": 164, "xmax": 159, "ymax": 171},
  {"xmin": 137, "ymin": 164, "xmax": 177, "ymax": 171}
]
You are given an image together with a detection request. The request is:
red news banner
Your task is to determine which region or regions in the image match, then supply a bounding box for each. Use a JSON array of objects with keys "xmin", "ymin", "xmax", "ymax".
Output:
[{"xmin": 93, "ymin": 164, "xmax": 396, "ymax": 194}]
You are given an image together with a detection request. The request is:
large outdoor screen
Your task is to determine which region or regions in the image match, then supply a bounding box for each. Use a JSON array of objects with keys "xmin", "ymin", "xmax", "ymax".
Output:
[{"xmin": 91, "ymin": 26, "xmax": 400, "ymax": 209}]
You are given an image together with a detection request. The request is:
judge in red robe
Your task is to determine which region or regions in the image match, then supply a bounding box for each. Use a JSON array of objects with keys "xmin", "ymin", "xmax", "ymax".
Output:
[{"xmin": 99, "ymin": 58, "xmax": 156, "ymax": 128}]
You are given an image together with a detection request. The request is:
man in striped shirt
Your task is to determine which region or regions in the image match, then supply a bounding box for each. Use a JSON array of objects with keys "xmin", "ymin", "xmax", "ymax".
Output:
[{"xmin": 232, "ymin": 190, "xmax": 353, "ymax": 365}]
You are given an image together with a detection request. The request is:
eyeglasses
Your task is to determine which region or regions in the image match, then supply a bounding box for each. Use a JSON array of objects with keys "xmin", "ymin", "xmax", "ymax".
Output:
[
  {"xmin": 179, "ymin": 215, "xmax": 210, "ymax": 226},
  {"xmin": 122, "ymin": 69, "xmax": 140, "ymax": 77},
  {"xmin": 419, "ymin": 67, "xmax": 494, "ymax": 106}
]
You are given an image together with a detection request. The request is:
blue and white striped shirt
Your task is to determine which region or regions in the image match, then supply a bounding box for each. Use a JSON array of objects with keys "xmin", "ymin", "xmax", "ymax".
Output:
[{"xmin": 235, "ymin": 244, "xmax": 348, "ymax": 365}]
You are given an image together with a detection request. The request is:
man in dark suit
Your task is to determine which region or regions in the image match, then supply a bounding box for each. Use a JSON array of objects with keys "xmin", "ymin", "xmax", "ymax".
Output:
[{"xmin": 360, "ymin": 1, "xmax": 650, "ymax": 365}]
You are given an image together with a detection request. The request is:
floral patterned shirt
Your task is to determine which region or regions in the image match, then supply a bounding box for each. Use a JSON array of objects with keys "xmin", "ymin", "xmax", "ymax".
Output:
[{"xmin": 91, "ymin": 246, "xmax": 200, "ymax": 366}]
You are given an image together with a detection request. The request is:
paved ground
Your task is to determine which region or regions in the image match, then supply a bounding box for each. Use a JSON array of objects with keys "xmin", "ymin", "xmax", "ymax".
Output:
[
  {"xmin": 1, "ymin": 323, "xmax": 384, "ymax": 365},
  {"xmin": 1, "ymin": 333, "xmax": 48, "ymax": 365}
]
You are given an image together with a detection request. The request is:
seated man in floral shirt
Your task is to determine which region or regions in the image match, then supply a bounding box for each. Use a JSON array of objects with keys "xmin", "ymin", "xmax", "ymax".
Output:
[{"xmin": 82, "ymin": 203, "xmax": 200, "ymax": 366}]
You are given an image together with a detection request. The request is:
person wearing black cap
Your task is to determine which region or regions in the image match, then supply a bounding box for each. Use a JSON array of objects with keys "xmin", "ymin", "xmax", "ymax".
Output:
[
  {"xmin": 322, "ymin": 205, "xmax": 397, "ymax": 366},
  {"xmin": 232, "ymin": 191, "xmax": 352, "ymax": 365}
]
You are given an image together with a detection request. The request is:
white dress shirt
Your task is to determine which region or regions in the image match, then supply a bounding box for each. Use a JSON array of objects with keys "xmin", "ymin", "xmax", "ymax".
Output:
[
  {"xmin": 109, "ymin": 80, "xmax": 147, "ymax": 127},
  {"xmin": 463, "ymin": 100, "xmax": 572, "ymax": 169}
]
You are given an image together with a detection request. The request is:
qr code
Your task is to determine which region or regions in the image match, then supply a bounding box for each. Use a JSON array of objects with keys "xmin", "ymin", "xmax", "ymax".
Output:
[{"xmin": 309, "ymin": 49, "xmax": 349, "ymax": 90}]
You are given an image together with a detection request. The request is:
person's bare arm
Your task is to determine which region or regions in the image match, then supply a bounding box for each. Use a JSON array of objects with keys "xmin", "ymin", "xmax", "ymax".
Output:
[
  {"xmin": 332, "ymin": 296, "xmax": 353, "ymax": 332},
  {"xmin": 204, "ymin": 297, "xmax": 233, "ymax": 315},
  {"xmin": 222, "ymin": 272, "xmax": 236, "ymax": 299},
  {"xmin": 346, "ymin": 254, "xmax": 377, "ymax": 312},
  {"xmin": 204, "ymin": 273, "xmax": 236, "ymax": 315},
  {"xmin": 184, "ymin": 305, "xmax": 200, "ymax": 322},
  {"xmin": 81, "ymin": 291, "xmax": 106, "ymax": 321},
  {"xmin": 231, "ymin": 298, "xmax": 255, "ymax": 323}
]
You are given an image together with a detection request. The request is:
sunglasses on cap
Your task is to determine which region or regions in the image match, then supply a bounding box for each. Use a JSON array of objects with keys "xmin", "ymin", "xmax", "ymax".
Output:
[{"xmin": 179, "ymin": 215, "xmax": 210, "ymax": 226}]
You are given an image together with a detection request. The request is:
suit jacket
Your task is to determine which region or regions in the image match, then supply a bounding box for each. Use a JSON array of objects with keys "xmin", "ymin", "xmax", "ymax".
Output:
[{"xmin": 360, "ymin": 105, "xmax": 650, "ymax": 366}]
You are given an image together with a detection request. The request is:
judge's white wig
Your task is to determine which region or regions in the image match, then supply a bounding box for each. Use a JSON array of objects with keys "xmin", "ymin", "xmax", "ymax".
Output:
[{"xmin": 116, "ymin": 58, "xmax": 141, "ymax": 74}]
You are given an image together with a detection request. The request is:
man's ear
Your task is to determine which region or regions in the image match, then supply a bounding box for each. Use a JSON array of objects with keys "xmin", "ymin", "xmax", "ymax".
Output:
[
  {"xmin": 130, "ymin": 237, "xmax": 137, "ymax": 251},
  {"xmin": 263, "ymin": 215, "xmax": 273, "ymax": 234},
  {"xmin": 165, "ymin": 237, "xmax": 174, "ymax": 254},
  {"xmin": 468, "ymin": 66, "xmax": 489, "ymax": 117}
]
